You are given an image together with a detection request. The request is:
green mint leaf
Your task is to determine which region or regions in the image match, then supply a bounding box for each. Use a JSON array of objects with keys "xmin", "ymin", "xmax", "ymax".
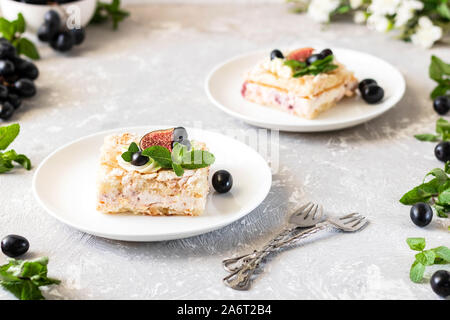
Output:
[
  {"xmin": 0, "ymin": 123, "xmax": 20, "ymax": 150},
  {"xmin": 429, "ymin": 55, "xmax": 450, "ymax": 99},
  {"xmin": 414, "ymin": 134, "xmax": 440, "ymax": 142},
  {"xmin": 321, "ymin": 64, "xmax": 339, "ymax": 73},
  {"xmin": 415, "ymin": 250, "xmax": 436, "ymax": 266},
  {"xmin": 19, "ymin": 257, "xmax": 49, "ymax": 278},
  {"xmin": 424, "ymin": 168, "xmax": 448, "ymax": 184},
  {"xmin": 0, "ymin": 257, "xmax": 59, "ymax": 300},
  {"xmin": 127, "ymin": 142, "xmax": 139, "ymax": 153},
  {"xmin": 437, "ymin": 2, "xmax": 450, "ymax": 20},
  {"xmin": 430, "ymin": 55, "xmax": 450, "ymax": 81},
  {"xmin": 1, "ymin": 149, "xmax": 18, "ymax": 161},
  {"xmin": 445, "ymin": 161, "xmax": 450, "ymax": 174},
  {"xmin": 12, "ymin": 13, "xmax": 25, "ymax": 34},
  {"xmin": 407, "ymin": 237, "xmax": 426, "ymax": 251},
  {"xmin": 171, "ymin": 143, "xmax": 186, "ymax": 176},
  {"xmin": 400, "ymin": 165, "xmax": 450, "ymax": 205},
  {"xmin": 284, "ymin": 59, "xmax": 306, "ymax": 69},
  {"xmin": 438, "ymin": 178, "xmax": 450, "ymax": 194},
  {"xmin": 429, "ymin": 56, "xmax": 443, "ymax": 81},
  {"xmin": 171, "ymin": 162, "xmax": 184, "ymax": 177},
  {"xmin": 0, "ymin": 157, "xmax": 13, "ymax": 173},
  {"xmin": 121, "ymin": 151, "xmax": 132, "ymax": 162},
  {"xmin": 286, "ymin": 55, "xmax": 338, "ymax": 77},
  {"xmin": 141, "ymin": 146, "xmax": 173, "ymax": 168},
  {"xmin": 171, "ymin": 142, "xmax": 188, "ymax": 165},
  {"xmin": 1, "ymin": 280, "xmax": 44, "ymax": 300},
  {"xmin": 180, "ymin": 150, "xmax": 215, "ymax": 169},
  {"xmin": 436, "ymin": 118, "xmax": 450, "ymax": 136},
  {"xmin": 399, "ymin": 178, "xmax": 441, "ymax": 205},
  {"xmin": 90, "ymin": 0, "xmax": 129, "ymax": 29},
  {"xmin": 312, "ymin": 55, "xmax": 333, "ymax": 66},
  {"xmin": 0, "ymin": 267, "xmax": 20, "ymax": 282},
  {"xmin": 434, "ymin": 203, "xmax": 449, "ymax": 218},
  {"xmin": 432, "ymin": 246, "xmax": 450, "ymax": 262},
  {"xmin": 438, "ymin": 187, "xmax": 450, "ymax": 204},
  {"xmin": 13, "ymin": 154, "xmax": 31, "ymax": 170},
  {"xmin": 16, "ymin": 37, "xmax": 40, "ymax": 60},
  {"xmin": 430, "ymin": 84, "xmax": 450, "ymax": 100},
  {"xmin": 1, "ymin": 150, "xmax": 31, "ymax": 170},
  {"xmin": 409, "ymin": 261, "xmax": 426, "ymax": 283},
  {"xmin": 334, "ymin": 5, "xmax": 350, "ymax": 14},
  {"xmin": 0, "ymin": 18, "xmax": 15, "ymax": 41}
]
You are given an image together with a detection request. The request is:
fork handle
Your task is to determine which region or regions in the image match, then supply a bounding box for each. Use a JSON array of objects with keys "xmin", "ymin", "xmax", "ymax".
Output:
[
  {"xmin": 222, "ymin": 226, "xmax": 296, "ymax": 272},
  {"xmin": 223, "ymin": 247, "xmax": 272, "ymax": 290},
  {"xmin": 223, "ymin": 223, "xmax": 328, "ymax": 290},
  {"xmin": 274, "ymin": 222, "xmax": 328, "ymax": 248}
]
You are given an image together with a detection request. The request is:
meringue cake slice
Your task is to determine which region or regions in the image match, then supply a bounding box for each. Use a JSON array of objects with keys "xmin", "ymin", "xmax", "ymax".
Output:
[
  {"xmin": 241, "ymin": 48, "xmax": 358, "ymax": 119},
  {"xmin": 96, "ymin": 132, "xmax": 210, "ymax": 216}
]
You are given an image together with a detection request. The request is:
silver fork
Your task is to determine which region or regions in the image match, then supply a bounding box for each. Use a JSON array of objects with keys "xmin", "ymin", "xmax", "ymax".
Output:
[
  {"xmin": 223, "ymin": 212, "xmax": 369, "ymax": 291},
  {"xmin": 222, "ymin": 202, "xmax": 323, "ymax": 272}
]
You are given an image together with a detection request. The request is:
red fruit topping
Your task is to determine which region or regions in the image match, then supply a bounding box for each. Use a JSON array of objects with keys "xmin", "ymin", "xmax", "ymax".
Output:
[
  {"xmin": 140, "ymin": 128, "xmax": 174, "ymax": 151},
  {"xmin": 287, "ymin": 47, "xmax": 314, "ymax": 62},
  {"xmin": 241, "ymin": 81, "xmax": 248, "ymax": 97}
]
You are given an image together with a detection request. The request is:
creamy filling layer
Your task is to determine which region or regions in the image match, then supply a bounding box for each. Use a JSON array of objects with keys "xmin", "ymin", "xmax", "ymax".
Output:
[
  {"xmin": 243, "ymin": 81, "xmax": 354, "ymax": 118},
  {"xmin": 99, "ymin": 192, "xmax": 206, "ymax": 213}
]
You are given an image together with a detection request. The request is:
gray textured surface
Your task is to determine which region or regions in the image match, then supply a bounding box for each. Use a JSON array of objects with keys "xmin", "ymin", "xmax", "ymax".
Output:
[{"xmin": 0, "ymin": 2, "xmax": 449, "ymax": 300}]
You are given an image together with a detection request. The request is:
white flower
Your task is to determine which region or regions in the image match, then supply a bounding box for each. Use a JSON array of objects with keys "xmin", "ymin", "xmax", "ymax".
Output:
[
  {"xmin": 367, "ymin": 14, "xmax": 390, "ymax": 32},
  {"xmin": 350, "ymin": 0, "xmax": 363, "ymax": 9},
  {"xmin": 368, "ymin": 0, "xmax": 401, "ymax": 16},
  {"xmin": 395, "ymin": 0, "xmax": 424, "ymax": 27},
  {"xmin": 411, "ymin": 16, "xmax": 443, "ymax": 48},
  {"xmin": 353, "ymin": 10, "xmax": 366, "ymax": 24},
  {"xmin": 307, "ymin": 0, "xmax": 340, "ymax": 23}
]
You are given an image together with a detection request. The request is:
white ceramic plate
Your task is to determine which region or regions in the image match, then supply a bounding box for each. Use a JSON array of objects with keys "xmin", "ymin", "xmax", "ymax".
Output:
[
  {"xmin": 206, "ymin": 48, "xmax": 405, "ymax": 132},
  {"xmin": 32, "ymin": 127, "xmax": 272, "ymax": 242}
]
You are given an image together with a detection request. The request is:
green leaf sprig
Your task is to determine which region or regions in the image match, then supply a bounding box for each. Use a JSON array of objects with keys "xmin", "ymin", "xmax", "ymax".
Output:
[
  {"xmin": 0, "ymin": 123, "xmax": 31, "ymax": 174},
  {"xmin": 399, "ymin": 162, "xmax": 450, "ymax": 218},
  {"xmin": 0, "ymin": 14, "xmax": 39, "ymax": 60},
  {"xmin": 414, "ymin": 117, "xmax": 450, "ymax": 142},
  {"xmin": 142, "ymin": 142, "xmax": 215, "ymax": 177},
  {"xmin": 406, "ymin": 238, "xmax": 450, "ymax": 283},
  {"xmin": 90, "ymin": 0, "xmax": 130, "ymax": 30},
  {"xmin": 429, "ymin": 55, "xmax": 450, "ymax": 100},
  {"xmin": 284, "ymin": 54, "xmax": 338, "ymax": 77},
  {"xmin": 120, "ymin": 142, "xmax": 139, "ymax": 162},
  {"xmin": 0, "ymin": 257, "xmax": 60, "ymax": 300},
  {"xmin": 121, "ymin": 142, "xmax": 215, "ymax": 177}
]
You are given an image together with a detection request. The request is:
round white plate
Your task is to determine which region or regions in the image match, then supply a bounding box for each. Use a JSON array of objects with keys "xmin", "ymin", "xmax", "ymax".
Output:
[
  {"xmin": 206, "ymin": 48, "xmax": 405, "ymax": 132},
  {"xmin": 32, "ymin": 127, "xmax": 272, "ymax": 242}
]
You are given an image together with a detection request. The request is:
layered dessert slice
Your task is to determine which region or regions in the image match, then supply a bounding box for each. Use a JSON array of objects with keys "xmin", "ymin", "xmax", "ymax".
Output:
[
  {"xmin": 242, "ymin": 47, "xmax": 358, "ymax": 119},
  {"xmin": 96, "ymin": 128, "xmax": 214, "ymax": 216}
]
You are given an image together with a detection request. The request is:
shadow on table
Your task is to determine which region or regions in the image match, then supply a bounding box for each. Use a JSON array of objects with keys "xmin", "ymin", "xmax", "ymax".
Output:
[{"xmin": 88, "ymin": 181, "xmax": 300, "ymax": 258}]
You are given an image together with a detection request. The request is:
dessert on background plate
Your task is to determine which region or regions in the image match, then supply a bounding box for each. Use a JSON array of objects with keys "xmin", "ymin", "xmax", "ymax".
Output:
[
  {"xmin": 241, "ymin": 47, "xmax": 359, "ymax": 119},
  {"xmin": 96, "ymin": 127, "xmax": 215, "ymax": 216}
]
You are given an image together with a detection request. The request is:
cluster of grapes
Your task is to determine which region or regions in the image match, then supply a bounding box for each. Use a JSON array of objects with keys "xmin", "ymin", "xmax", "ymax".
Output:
[
  {"xmin": 37, "ymin": 10, "xmax": 85, "ymax": 52},
  {"xmin": 0, "ymin": 40, "xmax": 38, "ymax": 120}
]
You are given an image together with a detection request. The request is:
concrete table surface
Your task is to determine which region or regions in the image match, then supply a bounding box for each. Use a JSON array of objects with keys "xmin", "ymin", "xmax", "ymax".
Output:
[{"xmin": 0, "ymin": 2, "xmax": 449, "ymax": 300}]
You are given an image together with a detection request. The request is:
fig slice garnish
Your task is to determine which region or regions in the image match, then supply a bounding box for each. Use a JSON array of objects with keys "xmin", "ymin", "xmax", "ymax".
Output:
[{"xmin": 140, "ymin": 128, "xmax": 174, "ymax": 152}]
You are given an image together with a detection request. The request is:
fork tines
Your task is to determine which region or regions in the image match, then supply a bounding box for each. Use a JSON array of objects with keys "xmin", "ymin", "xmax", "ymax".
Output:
[
  {"xmin": 295, "ymin": 202, "xmax": 322, "ymax": 219},
  {"xmin": 339, "ymin": 213, "xmax": 368, "ymax": 229}
]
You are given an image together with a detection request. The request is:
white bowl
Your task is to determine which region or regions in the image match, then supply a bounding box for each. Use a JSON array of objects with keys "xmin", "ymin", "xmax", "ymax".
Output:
[{"xmin": 0, "ymin": 0, "xmax": 96, "ymax": 32}]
